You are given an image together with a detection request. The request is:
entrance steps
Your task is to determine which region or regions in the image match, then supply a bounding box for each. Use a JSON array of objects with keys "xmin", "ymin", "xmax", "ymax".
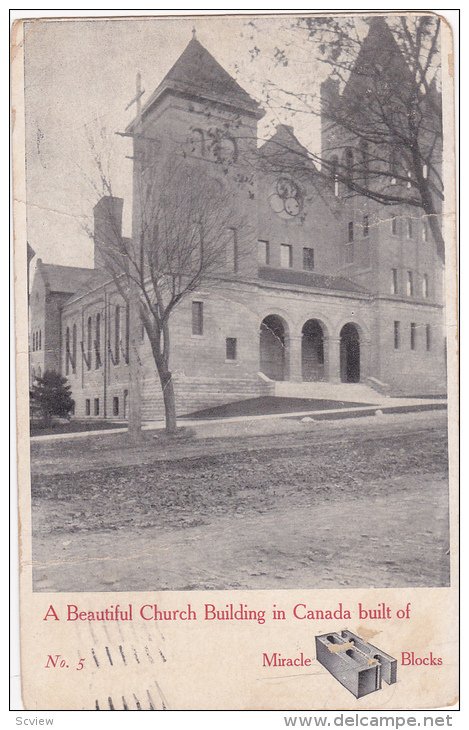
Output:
[{"xmin": 272, "ymin": 380, "xmax": 387, "ymax": 404}]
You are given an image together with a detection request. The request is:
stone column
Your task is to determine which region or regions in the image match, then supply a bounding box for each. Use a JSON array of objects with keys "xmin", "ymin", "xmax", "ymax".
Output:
[
  {"xmin": 326, "ymin": 337, "xmax": 342, "ymax": 383},
  {"xmin": 287, "ymin": 335, "xmax": 303, "ymax": 382}
]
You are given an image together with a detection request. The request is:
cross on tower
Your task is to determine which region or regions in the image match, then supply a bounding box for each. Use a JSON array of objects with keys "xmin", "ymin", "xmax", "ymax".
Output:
[{"xmin": 125, "ymin": 71, "xmax": 145, "ymax": 123}]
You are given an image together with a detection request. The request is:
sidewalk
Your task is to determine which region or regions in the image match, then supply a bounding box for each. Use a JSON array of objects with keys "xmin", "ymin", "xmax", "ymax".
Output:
[{"xmin": 30, "ymin": 396, "xmax": 447, "ymax": 443}]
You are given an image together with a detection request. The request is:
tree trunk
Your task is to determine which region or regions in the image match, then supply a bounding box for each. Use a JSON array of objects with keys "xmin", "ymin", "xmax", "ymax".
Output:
[
  {"xmin": 159, "ymin": 369, "xmax": 177, "ymax": 434},
  {"xmin": 128, "ymin": 283, "xmax": 143, "ymax": 444}
]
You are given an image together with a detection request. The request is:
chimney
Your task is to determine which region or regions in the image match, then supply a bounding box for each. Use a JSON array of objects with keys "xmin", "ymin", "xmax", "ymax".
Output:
[
  {"xmin": 320, "ymin": 77, "xmax": 340, "ymax": 157},
  {"xmin": 93, "ymin": 196, "xmax": 124, "ymax": 270}
]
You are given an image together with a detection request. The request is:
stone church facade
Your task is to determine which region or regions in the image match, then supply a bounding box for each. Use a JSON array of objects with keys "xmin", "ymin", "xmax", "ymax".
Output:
[{"xmin": 29, "ymin": 21, "xmax": 447, "ymax": 421}]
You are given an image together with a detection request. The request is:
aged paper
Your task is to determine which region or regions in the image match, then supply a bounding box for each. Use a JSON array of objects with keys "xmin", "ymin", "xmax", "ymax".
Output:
[{"xmin": 12, "ymin": 11, "xmax": 458, "ymax": 711}]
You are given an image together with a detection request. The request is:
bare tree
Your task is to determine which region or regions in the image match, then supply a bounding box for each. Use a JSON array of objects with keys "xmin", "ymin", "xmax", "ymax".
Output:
[
  {"xmin": 88, "ymin": 150, "xmax": 248, "ymax": 435},
  {"xmin": 243, "ymin": 15, "xmax": 444, "ymax": 260}
]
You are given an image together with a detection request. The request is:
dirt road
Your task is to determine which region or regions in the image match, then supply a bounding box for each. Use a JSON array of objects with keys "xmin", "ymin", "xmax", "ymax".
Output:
[{"xmin": 30, "ymin": 411, "xmax": 450, "ymax": 591}]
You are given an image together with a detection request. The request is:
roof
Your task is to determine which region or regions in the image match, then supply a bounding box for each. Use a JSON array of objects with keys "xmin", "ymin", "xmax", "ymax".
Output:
[
  {"xmin": 128, "ymin": 37, "xmax": 263, "ymax": 130},
  {"xmin": 259, "ymin": 124, "xmax": 318, "ymax": 173},
  {"xmin": 258, "ymin": 266, "xmax": 368, "ymax": 294},
  {"xmin": 65, "ymin": 268, "xmax": 113, "ymax": 304},
  {"xmin": 39, "ymin": 262, "xmax": 96, "ymax": 294}
]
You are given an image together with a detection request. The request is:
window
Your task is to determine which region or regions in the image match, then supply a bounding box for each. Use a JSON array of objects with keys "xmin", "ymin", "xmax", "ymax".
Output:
[
  {"xmin": 95, "ymin": 314, "xmax": 101, "ymax": 369},
  {"xmin": 391, "ymin": 216, "xmax": 398, "ymax": 236},
  {"xmin": 94, "ymin": 398, "xmax": 100, "ymax": 416},
  {"xmin": 406, "ymin": 217, "xmax": 413, "ymax": 239},
  {"xmin": 363, "ymin": 215, "xmax": 369, "ymax": 238},
  {"xmin": 65, "ymin": 327, "xmax": 70, "ymax": 375},
  {"xmin": 39, "ymin": 330, "xmax": 41, "ymax": 350},
  {"xmin": 423, "ymin": 274, "xmax": 429, "ymax": 298},
  {"xmin": 226, "ymin": 337, "xmax": 237, "ymax": 361},
  {"xmin": 394, "ymin": 321, "xmax": 400, "ymax": 350},
  {"xmin": 345, "ymin": 148, "xmax": 354, "ymax": 182},
  {"xmin": 226, "ymin": 228, "xmax": 238, "ymax": 273},
  {"xmin": 72, "ymin": 324, "xmax": 77, "ymax": 374},
  {"xmin": 422, "ymin": 221, "xmax": 429, "ymax": 242},
  {"xmin": 389, "ymin": 146, "xmax": 397, "ymax": 184},
  {"xmin": 426, "ymin": 324, "xmax": 431, "ymax": 351},
  {"xmin": 360, "ymin": 141, "xmax": 369, "ymax": 186},
  {"xmin": 114, "ymin": 305, "xmax": 120, "ymax": 364},
  {"xmin": 87, "ymin": 316, "xmax": 92, "ymax": 370},
  {"xmin": 348, "ymin": 221, "xmax": 354, "ymax": 242},
  {"xmin": 192, "ymin": 301, "xmax": 203, "ymax": 335},
  {"xmin": 85, "ymin": 399, "xmax": 91, "ymax": 416},
  {"xmin": 125, "ymin": 303, "xmax": 130, "ymax": 364},
  {"xmin": 345, "ymin": 222, "xmax": 354, "ymax": 264},
  {"xmin": 113, "ymin": 396, "xmax": 119, "ymax": 416},
  {"xmin": 391, "ymin": 268, "xmax": 398, "ymax": 295},
  {"xmin": 303, "ymin": 247, "xmax": 315, "ymax": 271},
  {"xmin": 280, "ymin": 244, "xmax": 293, "ymax": 268},
  {"xmin": 258, "ymin": 240, "xmax": 270, "ymax": 265},
  {"xmin": 407, "ymin": 271, "xmax": 414, "ymax": 297},
  {"xmin": 331, "ymin": 155, "xmax": 339, "ymax": 196},
  {"xmin": 410, "ymin": 322, "xmax": 417, "ymax": 350}
]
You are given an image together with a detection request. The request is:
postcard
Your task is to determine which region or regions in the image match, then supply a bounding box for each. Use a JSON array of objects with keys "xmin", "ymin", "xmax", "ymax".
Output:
[{"xmin": 12, "ymin": 11, "xmax": 458, "ymax": 710}]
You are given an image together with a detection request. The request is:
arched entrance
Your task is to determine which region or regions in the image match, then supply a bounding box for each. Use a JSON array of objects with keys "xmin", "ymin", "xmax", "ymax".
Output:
[
  {"xmin": 260, "ymin": 315, "xmax": 287, "ymax": 381},
  {"xmin": 301, "ymin": 319, "xmax": 325, "ymax": 381},
  {"xmin": 340, "ymin": 323, "xmax": 360, "ymax": 383}
]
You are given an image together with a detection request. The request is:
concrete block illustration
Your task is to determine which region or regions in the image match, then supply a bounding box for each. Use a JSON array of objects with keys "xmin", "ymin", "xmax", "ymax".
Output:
[{"xmin": 315, "ymin": 630, "xmax": 397, "ymax": 698}]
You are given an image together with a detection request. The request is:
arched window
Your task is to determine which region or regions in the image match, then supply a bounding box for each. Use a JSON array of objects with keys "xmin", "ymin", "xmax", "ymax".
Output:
[
  {"xmin": 115, "ymin": 305, "xmax": 120, "ymax": 364},
  {"xmin": 87, "ymin": 316, "xmax": 92, "ymax": 370},
  {"xmin": 65, "ymin": 327, "xmax": 70, "ymax": 375},
  {"xmin": 39, "ymin": 330, "xmax": 42, "ymax": 350},
  {"xmin": 359, "ymin": 141, "xmax": 369, "ymax": 186},
  {"xmin": 95, "ymin": 313, "xmax": 101, "ymax": 369},
  {"xmin": 330, "ymin": 155, "xmax": 339, "ymax": 197},
  {"xmin": 345, "ymin": 148, "xmax": 354, "ymax": 183},
  {"xmin": 72, "ymin": 324, "xmax": 77, "ymax": 374}
]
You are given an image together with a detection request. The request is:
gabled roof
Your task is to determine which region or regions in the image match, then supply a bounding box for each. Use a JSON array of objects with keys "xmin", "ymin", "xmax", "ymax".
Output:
[
  {"xmin": 65, "ymin": 268, "xmax": 113, "ymax": 304},
  {"xmin": 259, "ymin": 124, "xmax": 318, "ymax": 174},
  {"xmin": 341, "ymin": 16, "xmax": 412, "ymax": 103},
  {"xmin": 38, "ymin": 262, "xmax": 96, "ymax": 294},
  {"xmin": 258, "ymin": 266, "xmax": 368, "ymax": 294},
  {"xmin": 127, "ymin": 37, "xmax": 263, "ymax": 131}
]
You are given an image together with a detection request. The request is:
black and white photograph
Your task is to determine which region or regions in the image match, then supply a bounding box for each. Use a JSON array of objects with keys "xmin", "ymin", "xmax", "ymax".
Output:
[{"xmin": 22, "ymin": 12, "xmax": 454, "ymax": 596}]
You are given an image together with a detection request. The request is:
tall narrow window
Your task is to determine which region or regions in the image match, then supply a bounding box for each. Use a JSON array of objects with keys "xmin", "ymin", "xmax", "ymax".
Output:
[
  {"xmin": 85, "ymin": 399, "xmax": 91, "ymax": 416},
  {"xmin": 192, "ymin": 301, "xmax": 203, "ymax": 335},
  {"xmin": 391, "ymin": 215, "xmax": 398, "ymax": 236},
  {"xmin": 226, "ymin": 228, "xmax": 238, "ymax": 273},
  {"xmin": 72, "ymin": 323, "xmax": 77, "ymax": 374},
  {"xmin": 65, "ymin": 327, "xmax": 70, "ymax": 375},
  {"xmin": 258, "ymin": 240, "xmax": 270, "ymax": 265},
  {"xmin": 226, "ymin": 337, "xmax": 237, "ymax": 361},
  {"xmin": 422, "ymin": 221, "xmax": 429, "ymax": 242},
  {"xmin": 280, "ymin": 244, "xmax": 293, "ymax": 268},
  {"xmin": 407, "ymin": 217, "xmax": 413, "ymax": 238},
  {"xmin": 125, "ymin": 303, "xmax": 130, "ymax": 364},
  {"xmin": 87, "ymin": 316, "xmax": 92, "ymax": 370},
  {"xmin": 39, "ymin": 330, "xmax": 41, "ymax": 350},
  {"xmin": 360, "ymin": 141, "xmax": 369, "ymax": 186},
  {"xmin": 391, "ymin": 268, "xmax": 398, "ymax": 295},
  {"xmin": 331, "ymin": 155, "xmax": 339, "ymax": 196},
  {"xmin": 94, "ymin": 397, "xmax": 100, "ymax": 416},
  {"xmin": 303, "ymin": 247, "xmax": 315, "ymax": 271},
  {"xmin": 113, "ymin": 396, "xmax": 119, "ymax": 416},
  {"xmin": 394, "ymin": 321, "xmax": 400, "ymax": 350},
  {"xmin": 95, "ymin": 313, "xmax": 101, "ymax": 369},
  {"xmin": 407, "ymin": 271, "xmax": 414, "ymax": 297},
  {"xmin": 115, "ymin": 305, "xmax": 120, "ymax": 364},
  {"xmin": 345, "ymin": 148, "xmax": 354, "ymax": 183},
  {"xmin": 422, "ymin": 274, "xmax": 429, "ymax": 299},
  {"xmin": 410, "ymin": 322, "xmax": 417, "ymax": 350},
  {"xmin": 363, "ymin": 215, "xmax": 369, "ymax": 237},
  {"xmin": 426, "ymin": 324, "xmax": 431, "ymax": 351},
  {"xmin": 348, "ymin": 221, "xmax": 354, "ymax": 242}
]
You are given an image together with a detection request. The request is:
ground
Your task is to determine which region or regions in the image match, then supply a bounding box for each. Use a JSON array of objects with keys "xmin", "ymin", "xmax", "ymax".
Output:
[{"xmin": 30, "ymin": 410, "xmax": 450, "ymax": 592}]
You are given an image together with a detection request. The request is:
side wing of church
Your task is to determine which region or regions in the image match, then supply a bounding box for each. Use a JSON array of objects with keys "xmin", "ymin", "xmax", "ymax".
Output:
[{"xmin": 29, "ymin": 23, "xmax": 447, "ymax": 421}]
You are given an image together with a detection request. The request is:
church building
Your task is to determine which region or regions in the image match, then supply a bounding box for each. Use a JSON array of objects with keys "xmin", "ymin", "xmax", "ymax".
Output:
[{"xmin": 29, "ymin": 20, "xmax": 447, "ymax": 421}]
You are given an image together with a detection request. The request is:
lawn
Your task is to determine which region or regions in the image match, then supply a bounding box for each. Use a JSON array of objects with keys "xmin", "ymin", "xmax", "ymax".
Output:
[{"xmin": 183, "ymin": 395, "xmax": 367, "ymax": 419}]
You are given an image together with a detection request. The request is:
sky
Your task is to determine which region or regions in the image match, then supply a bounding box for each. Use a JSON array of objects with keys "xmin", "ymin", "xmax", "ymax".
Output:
[{"xmin": 23, "ymin": 14, "xmax": 336, "ymax": 269}]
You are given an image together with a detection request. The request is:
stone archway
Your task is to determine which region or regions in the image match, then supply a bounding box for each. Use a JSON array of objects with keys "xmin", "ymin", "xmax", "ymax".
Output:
[
  {"xmin": 340, "ymin": 323, "xmax": 360, "ymax": 383},
  {"xmin": 260, "ymin": 314, "xmax": 288, "ymax": 381},
  {"xmin": 301, "ymin": 319, "xmax": 325, "ymax": 381}
]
